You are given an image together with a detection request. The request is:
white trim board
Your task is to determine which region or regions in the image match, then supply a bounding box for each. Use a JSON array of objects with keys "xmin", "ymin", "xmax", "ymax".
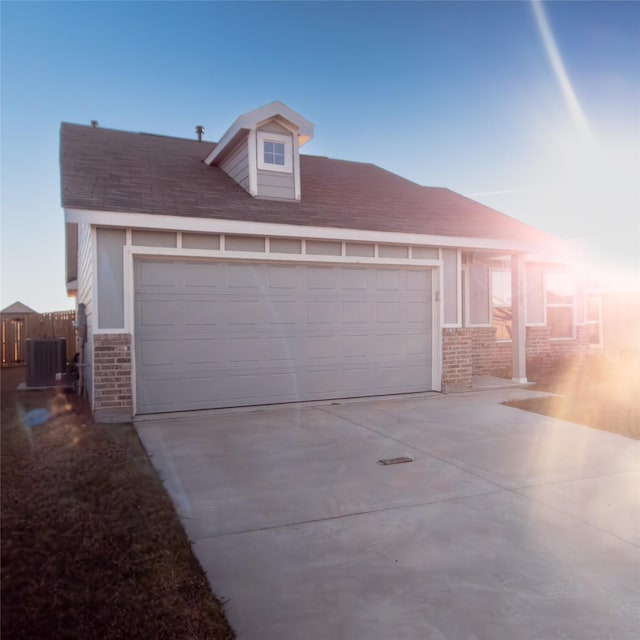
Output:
[{"xmin": 65, "ymin": 208, "xmax": 550, "ymax": 254}]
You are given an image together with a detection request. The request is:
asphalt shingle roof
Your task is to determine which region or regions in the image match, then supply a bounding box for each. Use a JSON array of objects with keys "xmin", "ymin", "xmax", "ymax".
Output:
[{"xmin": 60, "ymin": 123, "xmax": 557, "ymax": 247}]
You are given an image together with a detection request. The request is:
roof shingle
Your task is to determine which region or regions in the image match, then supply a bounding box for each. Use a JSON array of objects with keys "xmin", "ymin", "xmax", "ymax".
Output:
[{"xmin": 60, "ymin": 123, "xmax": 557, "ymax": 247}]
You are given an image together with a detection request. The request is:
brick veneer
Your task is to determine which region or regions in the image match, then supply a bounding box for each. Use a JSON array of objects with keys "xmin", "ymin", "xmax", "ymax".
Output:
[
  {"xmin": 93, "ymin": 333, "xmax": 132, "ymax": 413},
  {"xmin": 526, "ymin": 325, "xmax": 590, "ymax": 371},
  {"xmin": 442, "ymin": 328, "xmax": 473, "ymax": 392},
  {"xmin": 445, "ymin": 325, "xmax": 591, "ymax": 388},
  {"xmin": 471, "ymin": 327, "xmax": 512, "ymax": 378}
]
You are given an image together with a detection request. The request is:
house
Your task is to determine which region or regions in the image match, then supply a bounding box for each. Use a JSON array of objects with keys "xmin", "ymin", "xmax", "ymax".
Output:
[
  {"xmin": 60, "ymin": 101, "xmax": 589, "ymax": 422},
  {"xmin": 585, "ymin": 287, "xmax": 640, "ymax": 356}
]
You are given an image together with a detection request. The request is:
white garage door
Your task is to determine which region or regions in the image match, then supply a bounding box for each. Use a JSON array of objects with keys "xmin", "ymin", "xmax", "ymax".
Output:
[{"xmin": 134, "ymin": 259, "xmax": 433, "ymax": 414}]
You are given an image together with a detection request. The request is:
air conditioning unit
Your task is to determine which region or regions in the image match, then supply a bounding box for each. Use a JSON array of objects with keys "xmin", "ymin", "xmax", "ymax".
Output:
[{"xmin": 25, "ymin": 338, "xmax": 67, "ymax": 387}]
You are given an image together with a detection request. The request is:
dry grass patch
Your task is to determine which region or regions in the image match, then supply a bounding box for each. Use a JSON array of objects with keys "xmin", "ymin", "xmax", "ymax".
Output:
[
  {"xmin": 1, "ymin": 367, "xmax": 234, "ymax": 639},
  {"xmin": 505, "ymin": 353, "xmax": 640, "ymax": 439}
]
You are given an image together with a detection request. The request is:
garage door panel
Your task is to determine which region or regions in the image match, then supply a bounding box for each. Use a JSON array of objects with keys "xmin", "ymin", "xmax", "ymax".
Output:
[
  {"xmin": 307, "ymin": 267, "xmax": 334, "ymax": 289},
  {"xmin": 304, "ymin": 335, "xmax": 336, "ymax": 360},
  {"xmin": 135, "ymin": 260, "xmax": 433, "ymax": 413},
  {"xmin": 182, "ymin": 338, "xmax": 220, "ymax": 364},
  {"xmin": 402, "ymin": 333, "xmax": 431, "ymax": 355},
  {"xmin": 341, "ymin": 268, "xmax": 368, "ymax": 290},
  {"xmin": 138, "ymin": 339, "xmax": 181, "ymax": 366},
  {"xmin": 221, "ymin": 300, "xmax": 264, "ymax": 325},
  {"xmin": 182, "ymin": 262, "xmax": 220, "ymax": 288},
  {"xmin": 137, "ymin": 299, "xmax": 180, "ymax": 327},
  {"xmin": 266, "ymin": 265, "xmax": 299, "ymax": 289},
  {"xmin": 137, "ymin": 260, "xmax": 180, "ymax": 287},
  {"xmin": 408, "ymin": 301, "xmax": 429, "ymax": 322},
  {"xmin": 376, "ymin": 301, "xmax": 405, "ymax": 322},
  {"xmin": 342, "ymin": 301, "xmax": 371, "ymax": 323},
  {"xmin": 228, "ymin": 264, "xmax": 263, "ymax": 288},
  {"xmin": 307, "ymin": 300, "xmax": 336, "ymax": 324},
  {"xmin": 183, "ymin": 300, "xmax": 219, "ymax": 326},
  {"xmin": 376, "ymin": 269, "xmax": 402, "ymax": 290},
  {"xmin": 267, "ymin": 300, "xmax": 302, "ymax": 325},
  {"xmin": 341, "ymin": 334, "xmax": 369, "ymax": 357}
]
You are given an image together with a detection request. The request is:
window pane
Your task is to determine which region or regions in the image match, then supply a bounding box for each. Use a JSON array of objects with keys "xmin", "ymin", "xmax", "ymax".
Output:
[
  {"xmin": 264, "ymin": 141, "xmax": 274, "ymax": 153},
  {"xmin": 493, "ymin": 306, "xmax": 512, "ymax": 340},
  {"xmin": 492, "ymin": 270, "xmax": 511, "ymax": 307},
  {"xmin": 470, "ymin": 263, "xmax": 490, "ymax": 324},
  {"xmin": 547, "ymin": 272, "xmax": 573, "ymax": 304},
  {"xmin": 548, "ymin": 306, "xmax": 573, "ymax": 338}
]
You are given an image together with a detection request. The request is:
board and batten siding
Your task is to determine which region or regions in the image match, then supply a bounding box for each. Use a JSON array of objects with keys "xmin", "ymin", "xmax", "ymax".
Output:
[
  {"xmin": 77, "ymin": 223, "xmax": 94, "ymax": 402},
  {"xmin": 442, "ymin": 248, "xmax": 460, "ymax": 326},
  {"xmin": 97, "ymin": 228, "xmax": 126, "ymax": 329},
  {"xmin": 220, "ymin": 142, "xmax": 250, "ymax": 192}
]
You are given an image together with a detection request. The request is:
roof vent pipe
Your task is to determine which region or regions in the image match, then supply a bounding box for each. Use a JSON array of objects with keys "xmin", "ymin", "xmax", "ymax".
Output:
[
  {"xmin": 91, "ymin": 120, "xmax": 99, "ymax": 128},
  {"xmin": 196, "ymin": 125, "xmax": 204, "ymax": 142}
]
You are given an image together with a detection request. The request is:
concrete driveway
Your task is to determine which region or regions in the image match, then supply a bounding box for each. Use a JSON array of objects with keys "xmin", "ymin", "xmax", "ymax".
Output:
[{"xmin": 136, "ymin": 388, "xmax": 640, "ymax": 640}]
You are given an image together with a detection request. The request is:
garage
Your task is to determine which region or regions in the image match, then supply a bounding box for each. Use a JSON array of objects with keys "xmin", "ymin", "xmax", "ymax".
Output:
[{"xmin": 134, "ymin": 259, "xmax": 434, "ymax": 413}]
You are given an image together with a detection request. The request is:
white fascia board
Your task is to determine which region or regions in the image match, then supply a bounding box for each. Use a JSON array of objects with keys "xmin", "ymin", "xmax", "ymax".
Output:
[
  {"xmin": 204, "ymin": 101, "xmax": 314, "ymax": 165},
  {"xmin": 523, "ymin": 251, "xmax": 574, "ymax": 265},
  {"xmin": 204, "ymin": 126, "xmax": 249, "ymax": 165},
  {"xmin": 64, "ymin": 208, "xmax": 549, "ymax": 253}
]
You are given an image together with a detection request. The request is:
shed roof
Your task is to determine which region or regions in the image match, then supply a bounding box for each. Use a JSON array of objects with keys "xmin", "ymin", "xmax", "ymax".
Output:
[
  {"xmin": 1, "ymin": 301, "xmax": 38, "ymax": 315},
  {"xmin": 60, "ymin": 122, "xmax": 558, "ymax": 249}
]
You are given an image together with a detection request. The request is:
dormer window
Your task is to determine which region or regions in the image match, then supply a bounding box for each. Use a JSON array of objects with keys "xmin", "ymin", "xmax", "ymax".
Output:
[
  {"xmin": 257, "ymin": 131, "xmax": 292, "ymax": 173},
  {"xmin": 264, "ymin": 140, "xmax": 285, "ymax": 166}
]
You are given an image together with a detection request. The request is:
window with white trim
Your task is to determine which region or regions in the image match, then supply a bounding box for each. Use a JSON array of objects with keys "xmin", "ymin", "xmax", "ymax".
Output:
[
  {"xmin": 586, "ymin": 295, "xmax": 603, "ymax": 347},
  {"xmin": 546, "ymin": 271, "xmax": 575, "ymax": 339},
  {"xmin": 491, "ymin": 270, "xmax": 512, "ymax": 340},
  {"xmin": 257, "ymin": 131, "xmax": 292, "ymax": 173}
]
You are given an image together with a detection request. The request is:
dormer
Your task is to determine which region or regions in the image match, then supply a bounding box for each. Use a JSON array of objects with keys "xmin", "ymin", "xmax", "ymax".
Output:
[{"xmin": 204, "ymin": 101, "xmax": 314, "ymax": 201}]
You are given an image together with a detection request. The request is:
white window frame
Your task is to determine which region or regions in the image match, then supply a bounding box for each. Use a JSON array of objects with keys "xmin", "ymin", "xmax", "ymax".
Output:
[
  {"xmin": 545, "ymin": 270, "xmax": 576, "ymax": 340},
  {"xmin": 257, "ymin": 131, "xmax": 292, "ymax": 173}
]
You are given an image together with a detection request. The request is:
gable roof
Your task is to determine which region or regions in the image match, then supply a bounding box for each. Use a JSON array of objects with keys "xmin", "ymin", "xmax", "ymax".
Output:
[
  {"xmin": 1, "ymin": 301, "xmax": 38, "ymax": 314},
  {"xmin": 204, "ymin": 101, "xmax": 314, "ymax": 165},
  {"xmin": 60, "ymin": 122, "xmax": 559, "ymax": 249}
]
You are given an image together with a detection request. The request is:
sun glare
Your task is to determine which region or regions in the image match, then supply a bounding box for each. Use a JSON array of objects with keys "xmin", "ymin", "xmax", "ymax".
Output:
[
  {"xmin": 531, "ymin": 0, "xmax": 593, "ymax": 140},
  {"xmin": 528, "ymin": 0, "xmax": 639, "ymax": 289}
]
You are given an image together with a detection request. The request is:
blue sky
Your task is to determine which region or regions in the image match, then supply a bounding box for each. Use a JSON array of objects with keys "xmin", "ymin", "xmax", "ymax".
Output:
[{"xmin": 1, "ymin": 0, "xmax": 638, "ymax": 311}]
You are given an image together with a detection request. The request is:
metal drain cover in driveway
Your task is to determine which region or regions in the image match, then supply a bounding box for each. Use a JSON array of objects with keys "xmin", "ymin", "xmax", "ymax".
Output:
[{"xmin": 378, "ymin": 455, "xmax": 414, "ymax": 465}]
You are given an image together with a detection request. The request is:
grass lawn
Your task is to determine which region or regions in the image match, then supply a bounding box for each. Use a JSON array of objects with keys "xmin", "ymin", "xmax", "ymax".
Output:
[
  {"xmin": 1, "ymin": 366, "xmax": 234, "ymax": 639},
  {"xmin": 505, "ymin": 353, "xmax": 640, "ymax": 439}
]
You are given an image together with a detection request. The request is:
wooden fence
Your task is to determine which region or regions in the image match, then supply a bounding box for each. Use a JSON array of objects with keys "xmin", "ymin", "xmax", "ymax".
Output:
[{"xmin": 1, "ymin": 310, "xmax": 76, "ymax": 367}]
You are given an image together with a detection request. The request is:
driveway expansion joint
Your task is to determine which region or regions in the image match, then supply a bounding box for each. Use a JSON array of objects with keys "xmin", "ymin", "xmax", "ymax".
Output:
[
  {"xmin": 191, "ymin": 488, "xmax": 507, "ymax": 542},
  {"xmin": 317, "ymin": 405, "xmax": 511, "ymax": 492}
]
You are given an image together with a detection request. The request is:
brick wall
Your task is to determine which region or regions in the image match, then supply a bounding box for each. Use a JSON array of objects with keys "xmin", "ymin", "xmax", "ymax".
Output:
[
  {"xmin": 470, "ymin": 327, "xmax": 512, "ymax": 378},
  {"xmin": 442, "ymin": 328, "xmax": 473, "ymax": 392},
  {"xmin": 526, "ymin": 325, "xmax": 590, "ymax": 372},
  {"xmin": 93, "ymin": 334, "xmax": 132, "ymax": 413}
]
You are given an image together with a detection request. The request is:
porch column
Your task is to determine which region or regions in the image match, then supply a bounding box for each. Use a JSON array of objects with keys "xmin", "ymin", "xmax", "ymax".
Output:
[{"xmin": 511, "ymin": 253, "xmax": 527, "ymax": 383}]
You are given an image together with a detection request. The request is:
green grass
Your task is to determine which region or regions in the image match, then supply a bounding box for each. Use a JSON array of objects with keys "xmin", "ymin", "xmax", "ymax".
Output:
[
  {"xmin": 505, "ymin": 353, "xmax": 640, "ymax": 439},
  {"xmin": 1, "ymin": 367, "xmax": 234, "ymax": 639}
]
